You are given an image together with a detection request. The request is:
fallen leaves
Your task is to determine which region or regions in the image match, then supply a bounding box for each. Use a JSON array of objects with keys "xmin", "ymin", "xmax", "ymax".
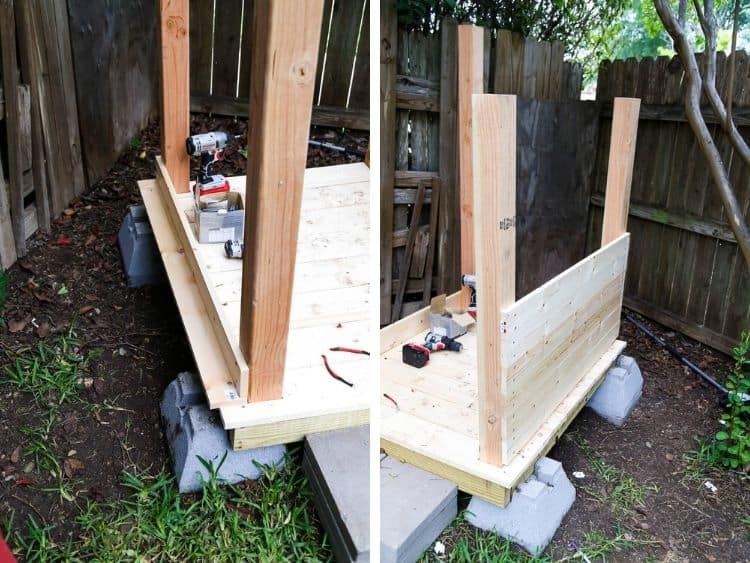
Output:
[
  {"xmin": 54, "ymin": 235, "xmax": 73, "ymax": 246},
  {"xmin": 10, "ymin": 445, "xmax": 22, "ymax": 464},
  {"xmin": 63, "ymin": 458, "xmax": 84, "ymax": 478},
  {"xmin": 8, "ymin": 316, "xmax": 30, "ymax": 333},
  {"xmin": 36, "ymin": 322, "xmax": 50, "ymax": 338}
]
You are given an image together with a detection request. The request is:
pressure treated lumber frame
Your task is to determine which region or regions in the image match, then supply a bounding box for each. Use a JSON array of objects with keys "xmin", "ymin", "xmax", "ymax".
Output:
[
  {"xmin": 140, "ymin": 0, "xmax": 369, "ymax": 449},
  {"xmin": 380, "ymin": 95, "xmax": 640, "ymax": 505}
]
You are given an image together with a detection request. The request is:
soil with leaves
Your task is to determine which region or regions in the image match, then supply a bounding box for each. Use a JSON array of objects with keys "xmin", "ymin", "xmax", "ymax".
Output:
[
  {"xmin": 0, "ymin": 116, "xmax": 367, "ymax": 561},
  {"xmin": 420, "ymin": 318, "xmax": 750, "ymax": 562}
]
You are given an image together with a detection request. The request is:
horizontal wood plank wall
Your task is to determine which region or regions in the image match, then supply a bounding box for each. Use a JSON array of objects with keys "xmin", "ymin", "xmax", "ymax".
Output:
[
  {"xmin": 189, "ymin": 0, "xmax": 369, "ymax": 130},
  {"xmin": 500, "ymin": 234, "xmax": 630, "ymax": 460},
  {"xmin": 383, "ymin": 23, "xmax": 585, "ymax": 323},
  {"xmin": 588, "ymin": 53, "xmax": 750, "ymax": 354}
]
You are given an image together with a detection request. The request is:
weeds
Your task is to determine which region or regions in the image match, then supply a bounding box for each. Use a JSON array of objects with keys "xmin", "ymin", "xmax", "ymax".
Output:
[
  {"xmin": 681, "ymin": 438, "xmax": 721, "ymax": 483},
  {"xmin": 714, "ymin": 330, "xmax": 750, "ymax": 470},
  {"xmin": 569, "ymin": 433, "xmax": 658, "ymax": 513},
  {"xmin": 3, "ymin": 327, "xmax": 95, "ymax": 406},
  {"xmin": 3, "ymin": 451, "xmax": 329, "ymax": 562},
  {"xmin": 0, "ymin": 269, "xmax": 8, "ymax": 311}
]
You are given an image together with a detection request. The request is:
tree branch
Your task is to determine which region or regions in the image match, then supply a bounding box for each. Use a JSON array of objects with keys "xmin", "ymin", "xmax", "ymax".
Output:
[
  {"xmin": 691, "ymin": 0, "xmax": 750, "ymax": 168},
  {"xmin": 726, "ymin": 0, "xmax": 740, "ymax": 127},
  {"xmin": 654, "ymin": 0, "xmax": 750, "ymax": 271}
]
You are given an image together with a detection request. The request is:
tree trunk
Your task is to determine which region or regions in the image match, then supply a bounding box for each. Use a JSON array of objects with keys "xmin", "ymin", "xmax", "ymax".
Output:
[{"xmin": 654, "ymin": 0, "xmax": 750, "ymax": 273}]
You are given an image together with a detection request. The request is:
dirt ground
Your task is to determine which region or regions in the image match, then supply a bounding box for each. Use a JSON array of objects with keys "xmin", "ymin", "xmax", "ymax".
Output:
[
  {"xmin": 430, "ymin": 318, "xmax": 750, "ymax": 562},
  {"xmin": 0, "ymin": 116, "xmax": 367, "ymax": 555}
]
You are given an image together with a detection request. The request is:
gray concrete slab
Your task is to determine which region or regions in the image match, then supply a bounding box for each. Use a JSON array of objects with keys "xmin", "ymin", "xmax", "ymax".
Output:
[
  {"xmin": 303, "ymin": 426, "xmax": 370, "ymax": 563},
  {"xmin": 466, "ymin": 457, "xmax": 575, "ymax": 555},
  {"xmin": 381, "ymin": 456, "xmax": 457, "ymax": 563},
  {"xmin": 587, "ymin": 354, "xmax": 643, "ymax": 426},
  {"xmin": 161, "ymin": 372, "xmax": 285, "ymax": 493}
]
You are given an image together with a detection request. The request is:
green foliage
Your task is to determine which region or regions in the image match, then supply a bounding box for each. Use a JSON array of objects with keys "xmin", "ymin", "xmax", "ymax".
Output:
[
  {"xmin": 681, "ymin": 438, "xmax": 722, "ymax": 482},
  {"xmin": 394, "ymin": 0, "xmax": 628, "ymax": 45},
  {"xmin": 3, "ymin": 327, "xmax": 95, "ymax": 406},
  {"xmin": 4, "ymin": 453, "xmax": 329, "ymax": 562},
  {"xmin": 714, "ymin": 330, "xmax": 750, "ymax": 470},
  {"xmin": 0, "ymin": 269, "xmax": 8, "ymax": 311}
]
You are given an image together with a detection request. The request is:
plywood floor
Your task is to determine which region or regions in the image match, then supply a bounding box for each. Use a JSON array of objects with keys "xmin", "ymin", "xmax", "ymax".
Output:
[
  {"xmin": 380, "ymin": 311, "xmax": 625, "ymax": 506},
  {"xmin": 139, "ymin": 162, "xmax": 370, "ymax": 448}
]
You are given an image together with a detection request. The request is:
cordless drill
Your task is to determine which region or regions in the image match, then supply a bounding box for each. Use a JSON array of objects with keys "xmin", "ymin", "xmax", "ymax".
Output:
[
  {"xmin": 185, "ymin": 131, "xmax": 237, "ymax": 197},
  {"xmin": 402, "ymin": 331, "xmax": 462, "ymax": 368}
]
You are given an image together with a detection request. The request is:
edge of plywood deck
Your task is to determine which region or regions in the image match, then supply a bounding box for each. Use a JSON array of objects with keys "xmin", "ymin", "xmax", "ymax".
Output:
[
  {"xmin": 381, "ymin": 325, "xmax": 626, "ymax": 506},
  {"xmin": 138, "ymin": 178, "xmax": 243, "ymax": 409},
  {"xmin": 139, "ymin": 161, "xmax": 371, "ymax": 444}
]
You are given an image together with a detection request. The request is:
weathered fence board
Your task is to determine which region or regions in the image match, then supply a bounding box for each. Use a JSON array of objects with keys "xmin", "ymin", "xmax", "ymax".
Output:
[
  {"xmin": 67, "ymin": 0, "xmax": 159, "ymax": 184},
  {"xmin": 190, "ymin": 0, "xmax": 369, "ymax": 129},
  {"xmin": 383, "ymin": 22, "xmax": 584, "ymax": 322},
  {"xmin": 589, "ymin": 52, "xmax": 750, "ymax": 353}
]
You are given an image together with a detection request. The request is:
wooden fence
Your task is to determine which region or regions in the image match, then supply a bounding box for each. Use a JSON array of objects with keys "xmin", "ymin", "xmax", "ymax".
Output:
[
  {"xmin": 380, "ymin": 8, "xmax": 584, "ymax": 322},
  {"xmin": 189, "ymin": 0, "xmax": 370, "ymax": 130},
  {"xmin": 587, "ymin": 52, "xmax": 750, "ymax": 354}
]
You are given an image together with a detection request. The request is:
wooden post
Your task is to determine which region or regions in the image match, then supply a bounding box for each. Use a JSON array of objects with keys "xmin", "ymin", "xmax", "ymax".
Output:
[
  {"xmin": 239, "ymin": 0, "xmax": 324, "ymax": 402},
  {"xmin": 380, "ymin": 0, "xmax": 397, "ymax": 324},
  {"xmin": 473, "ymin": 94, "xmax": 516, "ymax": 467},
  {"xmin": 458, "ymin": 24, "xmax": 483, "ymax": 309},
  {"xmin": 0, "ymin": 0, "xmax": 23, "ymax": 259},
  {"xmin": 601, "ymin": 97, "xmax": 640, "ymax": 246},
  {"xmin": 159, "ymin": 0, "xmax": 190, "ymax": 193}
]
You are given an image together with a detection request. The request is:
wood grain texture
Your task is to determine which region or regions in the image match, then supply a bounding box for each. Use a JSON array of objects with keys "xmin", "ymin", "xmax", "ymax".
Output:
[
  {"xmin": 68, "ymin": 0, "xmax": 158, "ymax": 184},
  {"xmin": 159, "ymin": 0, "xmax": 190, "ymax": 193},
  {"xmin": 0, "ymin": 0, "xmax": 24, "ymax": 257},
  {"xmin": 240, "ymin": 0, "xmax": 324, "ymax": 402},
  {"xmin": 438, "ymin": 19, "xmax": 459, "ymax": 296},
  {"xmin": 458, "ymin": 25, "xmax": 483, "ymax": 309},
  {"xmin": 380, "ymin": 1, "xmax": 397, "ymax": 324},
  {"xmin": 472, "ymin": 94, "xmax": 516, "ymax": 466},
  {"xmin": 601, "ymin": 97, "xmax": 640, "ymax": 245}
]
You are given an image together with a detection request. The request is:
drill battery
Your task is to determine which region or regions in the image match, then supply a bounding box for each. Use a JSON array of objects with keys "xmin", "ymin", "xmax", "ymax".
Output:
[{"xmin": 402, "ymin": 343, "xmax": 430, "ymax": 368}]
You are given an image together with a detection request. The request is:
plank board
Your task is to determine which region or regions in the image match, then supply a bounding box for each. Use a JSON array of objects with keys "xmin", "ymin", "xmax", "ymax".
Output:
[{"xmin": 139, "ymin": 162, "xmax": 370, "ymax": 444}]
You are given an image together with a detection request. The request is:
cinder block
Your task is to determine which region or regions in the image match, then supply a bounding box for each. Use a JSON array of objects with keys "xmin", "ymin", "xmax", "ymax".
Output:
[
  {"xmin": 161, "ymin": 372, "xmax": 285, "ymax": 493},
  {"xmin": 587, "ymin": 354, "xmax": 643, "ymax": 426},
  {"xmin": 118, "ymin": 204, "xmax": 166, "ymax": 287},
  {"xmin": 381, "ymin": 456, "xmax": 457, "ymax": 563},
  {"xmin": 303, "ymin": 426, "xmax": 370, "ymax": 562},
  {"xmin": 466, "ymin": 457, "xmax": 575, "ymax": 555}
]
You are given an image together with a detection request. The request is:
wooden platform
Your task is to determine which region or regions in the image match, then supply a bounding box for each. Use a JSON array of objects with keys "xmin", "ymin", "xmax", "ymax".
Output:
[
  {"xmin": 380, "ymin": 234, "xmax": 630, "ymax": 506},
  {"xmin": 138, "ymin": 160, "xmax": 370, "ymax": 449}
]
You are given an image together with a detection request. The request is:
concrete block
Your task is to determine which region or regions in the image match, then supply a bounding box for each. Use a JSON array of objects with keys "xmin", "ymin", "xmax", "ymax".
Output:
[
  {"xmin": 381, "ymin": 456, "xmax": 457, "ymax": 563},
  {"xmin": 118, "ymin": 204, "xmax": 166, "ymax": 287},
  {"xmin": 161, "ymin": 372, "xmax": 285, "ymax": 493},
  {"xmin": 303, "ymin": 426, "xmax": 369, "ymax": 563},
  {"xmin": 587, "ymin": 354, "xmax": 643, "ymax": 426},
  {"xmin": 466, "ymin": 457, "xmax": 575, "ymax": 555}
]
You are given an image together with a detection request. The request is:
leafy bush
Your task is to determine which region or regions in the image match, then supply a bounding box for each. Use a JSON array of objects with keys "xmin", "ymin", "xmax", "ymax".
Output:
[{"xmin": 715, "ymin": 330, "xmax": 750, "ymax": 470}]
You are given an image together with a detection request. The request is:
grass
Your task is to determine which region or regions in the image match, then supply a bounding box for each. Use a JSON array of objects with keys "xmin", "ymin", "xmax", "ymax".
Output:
[
  {"xmin": 681, "ymin": 438, "xmax": 722, "ymax": 483},
  {"xmin": 3, "ymin": 327, "xmax": 96, "ymax": 406},
  {"xmin": 418, "ymin": 513, "xmax": 645, "ymax": 562},
  {"xmin": 568, "ymin": 432, "xmax": 658, "ymax": 514},
  {"xmin": 3, "ymin": 452, "xmax": 329, "ymax": 562}
]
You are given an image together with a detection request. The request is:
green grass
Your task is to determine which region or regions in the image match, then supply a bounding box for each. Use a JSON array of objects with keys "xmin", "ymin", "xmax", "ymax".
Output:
[
  {"xmin": 0, "ymin": 269, "xmax": 8, "ymax": 310},
  {"xmin": 3, "ymin": 327, "xmax": 96, "ymax": 406},
  {"xmin": 568, "ymin": 433, "xmax": 658, "ymax": 513},
  {"xmin": 418, "ymin": 513, "xmax": 645, "ymax": 562},
  {"xmin": 3, "ymin": 452, "xmax": 330, "ymax": 562},
  {"xmin": 681, "ymin": 438, "xmax": 722, "ymax": 483}
]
